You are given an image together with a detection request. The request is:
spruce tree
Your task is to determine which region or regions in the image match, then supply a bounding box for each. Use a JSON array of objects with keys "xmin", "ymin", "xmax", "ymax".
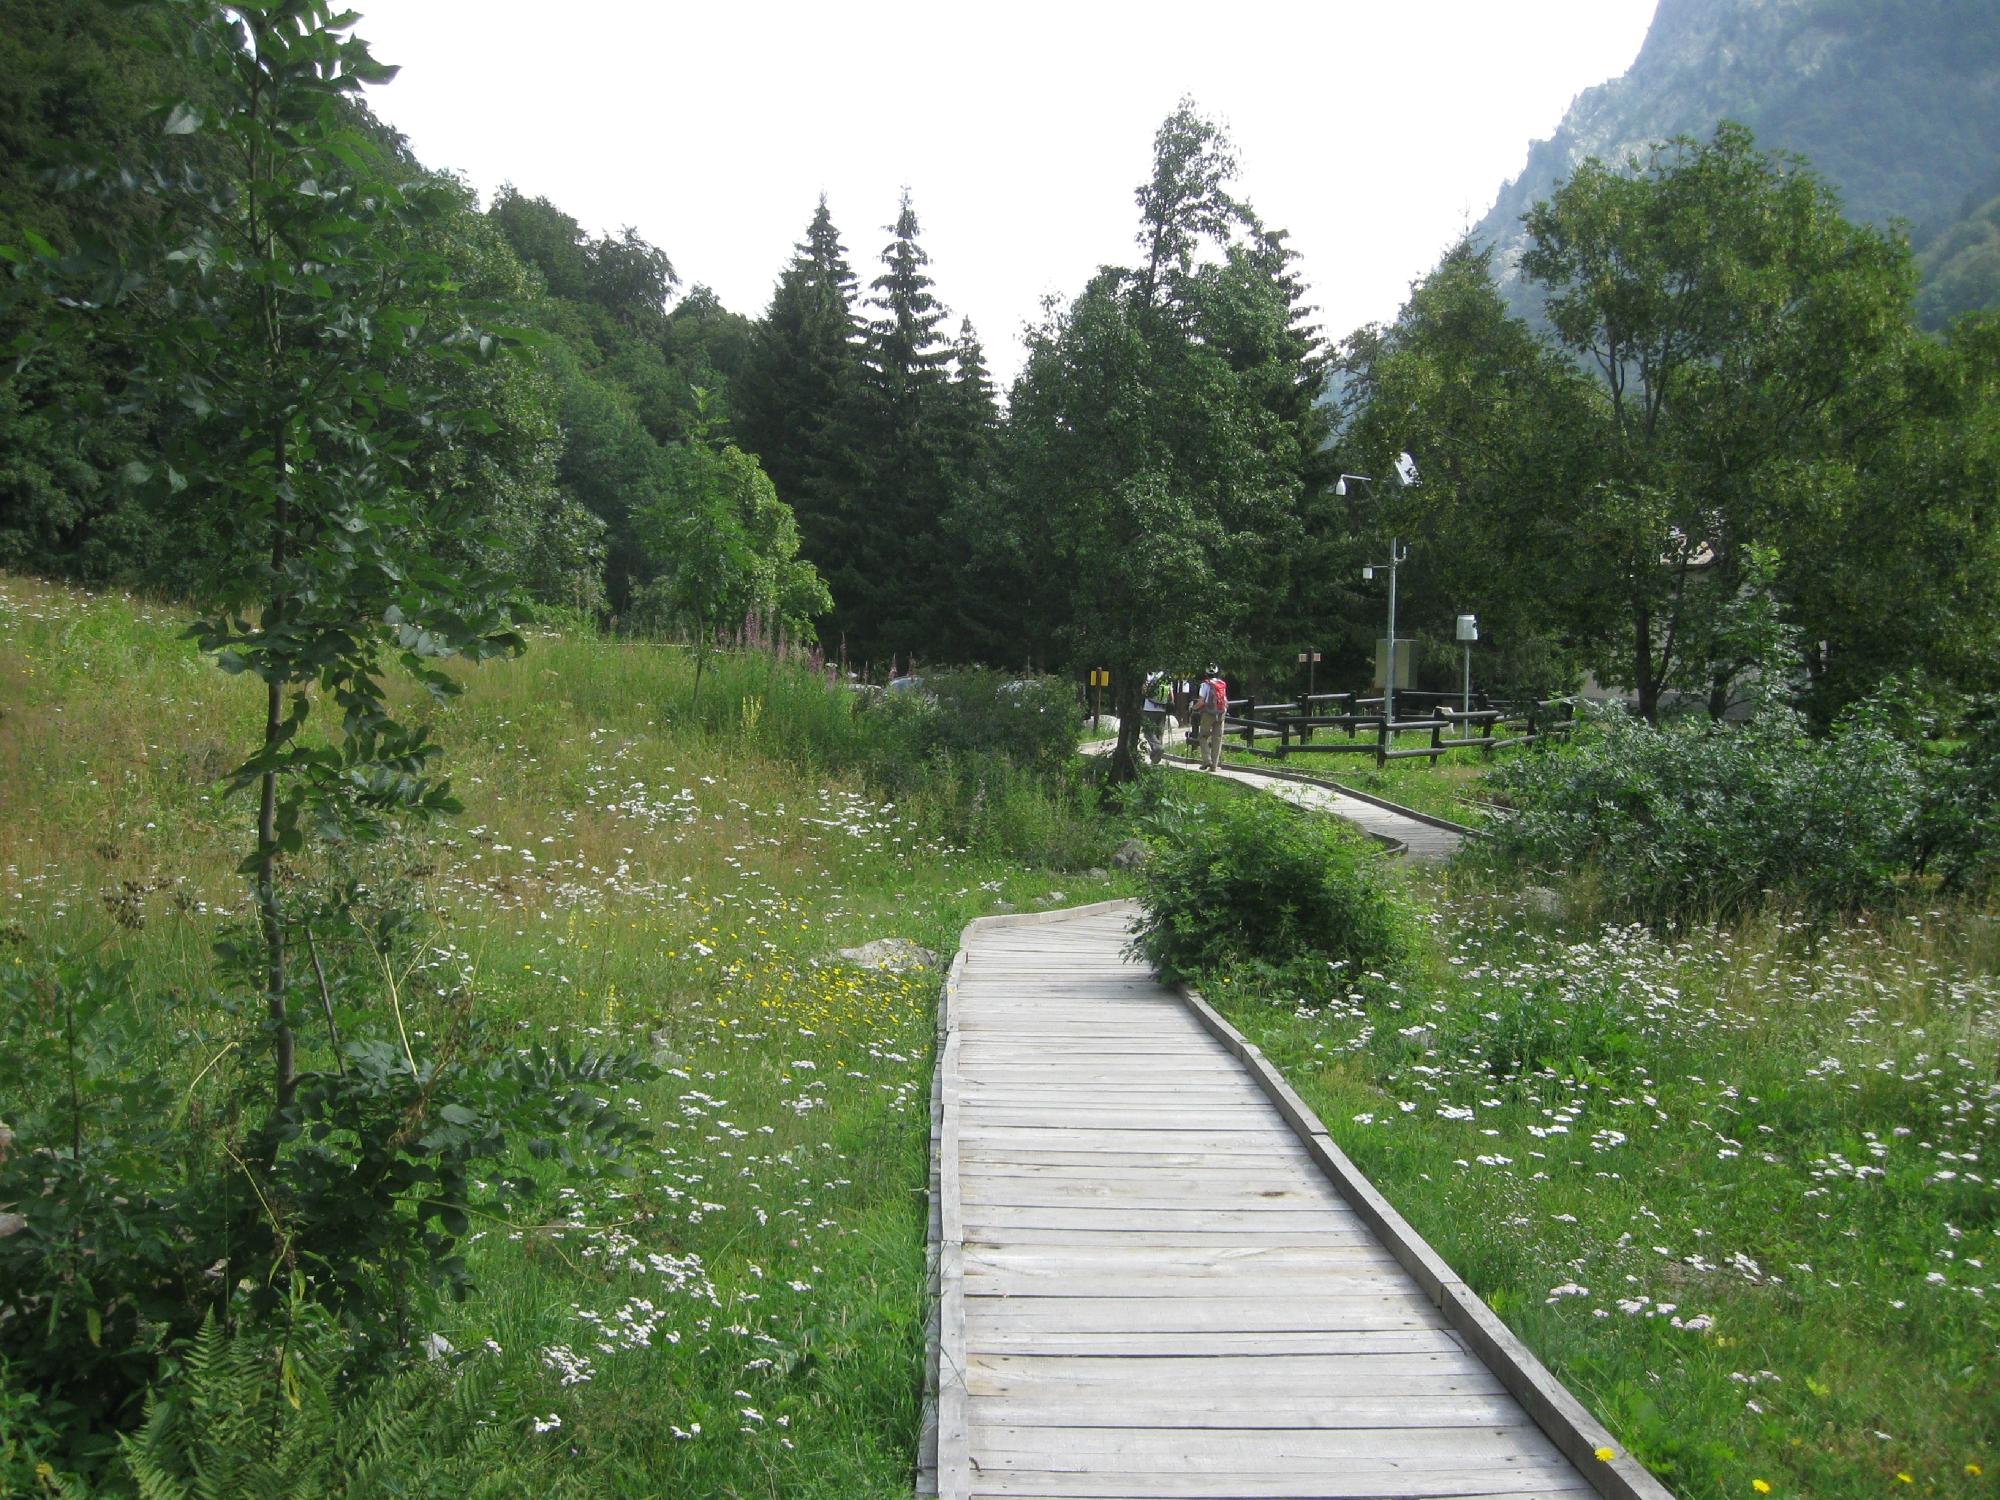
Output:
[
  {"xmin": 738, "ymin": 196, "xmax": 864, "ymax": 607},
  {"xmin": 932, "ymin": 316, "xmax": 1021, "ymax": 663},
  {"xmin": 829, "ymin": 189, "xmax": 962, "ymax": 666}
]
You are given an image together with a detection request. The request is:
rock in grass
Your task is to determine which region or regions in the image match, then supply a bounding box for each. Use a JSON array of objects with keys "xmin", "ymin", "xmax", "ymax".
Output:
[
  {"xmin": 836, "ymin": 938, "xmax": 937, "ymax": 972},
  {"xmin": 1520, "ymin": 885, "xmax": 1563, "ymax": 917},
  {"xmin": 1111, "ymin": 838, "xmax": 1150, "ymax": 871}
]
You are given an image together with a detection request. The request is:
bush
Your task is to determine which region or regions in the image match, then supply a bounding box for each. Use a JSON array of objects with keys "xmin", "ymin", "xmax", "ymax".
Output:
[
  {"xmin": 0, "ymin": 957, "xmax": 227, "ymax": 1443},
  {"xmin": 0, "ymin": 936, "xmax": 657, "ymax": 1477},
  {"xmin": 860, "ymin": 669, "xmax": 1082, "ymax": 783},
  {"xmin": 1127, "ymin": 790, "xmax": 1419, "ymax": 983},
  {"xmin": 1913, "ymin": 695, "xmax": 2000, "ymax": 895},
  {"xmin": 1482, "ymin": 701, "xmax": 1928, "ymax": 921}
]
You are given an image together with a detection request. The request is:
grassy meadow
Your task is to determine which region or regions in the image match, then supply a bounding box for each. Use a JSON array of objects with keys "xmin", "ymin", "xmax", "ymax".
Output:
[
  {"xmin": 0, "ymin": 573, "xmax": 1126, "ymax": 1496},
  {"xmin": 6, "ymin": 572, "xmax": 1996, "ymax": 1500},
  {"xmin": 1208, "ymin": 866, "xmax": 1999, "ymax": 1500}
]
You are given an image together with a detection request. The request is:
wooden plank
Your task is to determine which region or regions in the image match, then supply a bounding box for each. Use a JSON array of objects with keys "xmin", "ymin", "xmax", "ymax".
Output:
[
  {"xmin": 958, "ymin": 1128, "xmax": 1314, "ymax": 1156},
  {"xmin": 960, "ymin": 1184, "xmax": 1336, "ymax": 1208},
  {"xmin": 961, "ymin": 1206, "xmax": 1368, "ymax": 1232},
  {"xmin": 972, "ymin": 1422, "xmax": 1566, "ymax": 1466},
  {"xmin": 964, "ymin": 1244, "xmax": 1400, "ymax": 1275},
  {"xmin": 967, "ymin": 1467, "xmax": 1593, "ymax": 1498},
  {"xmin": 963, "ymin": 1295, "xmax": 1441, "ymax": 1334},
  {"xmin": 959, "ymin": 1149, "xmax": 1315, "ymax": 1171},
  {"xmin": 964, "ymin": 1227, "xmax": 1391, "ymax": 1249},
  {"xmin": 963, "ymin": 1328, "xmax": 1470, "ymax": 1357},
  {"xmin": 967, "ymin": 1393, "xmax": 1527, "ymax": 1429},
  {"xmin": 964, "ymin": 1352, "xmax": 1502, "ymax": 1396}
]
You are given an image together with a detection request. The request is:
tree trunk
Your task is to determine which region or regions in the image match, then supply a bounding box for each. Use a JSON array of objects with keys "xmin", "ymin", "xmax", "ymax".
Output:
[
  {"xmin": 1106, "ymin": 672, "xmax": 1145, "ymax": 784},
  {"xmin": 1634, "ymin": 603, "xmax": 1659, "ymax": 723}
]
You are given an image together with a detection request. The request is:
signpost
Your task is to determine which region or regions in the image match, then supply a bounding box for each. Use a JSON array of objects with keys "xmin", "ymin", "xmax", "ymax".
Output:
[
  {"xmin": 1297, "ymin": 649, "xmax": 1321, "ymax": 701},
  {"xmin": 1456, "ymin": 614, "xmax": 1479, "ymax": 714},
  {"xmin": 1089, "ymin": 668, "xmax": 1109, "ymax": 730}
]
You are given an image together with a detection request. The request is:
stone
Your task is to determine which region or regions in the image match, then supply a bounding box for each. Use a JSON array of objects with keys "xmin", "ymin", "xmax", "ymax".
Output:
[
  {"xmin": 1111, "ymin": 838, "xmax": 1150, "ymax": 870},
  {"xmin": 836, "ymin": 937, "xmax": 938, "ymax": 973},
  {"xmin": 1520, "ymin": 885, "xmax": 1563, "ymax": 917}
]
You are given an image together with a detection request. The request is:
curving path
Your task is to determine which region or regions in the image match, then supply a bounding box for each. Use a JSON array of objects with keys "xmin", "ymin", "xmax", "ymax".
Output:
[
  {"xmin": 922, "ymin": 902, "xmax": 1670, "ymax": 1500},
  {"xmin": 1083, "ymin": 737, "xmax": 1467, "ymax": 861}
]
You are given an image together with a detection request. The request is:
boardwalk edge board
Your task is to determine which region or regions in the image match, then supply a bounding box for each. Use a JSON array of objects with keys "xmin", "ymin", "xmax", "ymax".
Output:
[{"xmin": 1175, "ymin": 980, "xmax": 1675, "ymax": 1500}]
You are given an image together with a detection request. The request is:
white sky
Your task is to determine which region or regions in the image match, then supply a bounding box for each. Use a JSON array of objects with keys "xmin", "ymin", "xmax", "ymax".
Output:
[{"xmin": 356, "ymin": 1, "xmax": 1656, "ymax": 386}]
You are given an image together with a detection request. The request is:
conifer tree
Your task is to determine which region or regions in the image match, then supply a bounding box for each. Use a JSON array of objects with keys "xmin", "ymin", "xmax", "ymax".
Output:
[
  {"xmin": 738, "ymin": 197, "xmax": 864, "ymax": 589},
  {"xmin": 931, "ymin": 315, "xmax": 1020, "ymax": 662},
  {"xmin": 827, "ymin": 189, "xmax": 964, "ymax": 665}
]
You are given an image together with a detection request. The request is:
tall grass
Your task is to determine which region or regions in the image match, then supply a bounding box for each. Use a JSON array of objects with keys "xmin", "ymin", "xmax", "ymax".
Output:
[{"xmin": 0, "ymin": 573, "xmax": 1127, "ymax": 1495}]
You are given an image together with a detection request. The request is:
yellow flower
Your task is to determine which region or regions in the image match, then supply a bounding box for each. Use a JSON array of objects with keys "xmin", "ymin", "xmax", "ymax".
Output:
[
  {"xmin": 1967, "ymin": 1465, "xmax": 1983, "ymax": 1477},
  {"xmin": 1897, "ymin": 1475, "xmax": 1913, "ymax": 1485},
  {"xmin": 1752, "ymin": 1482, "xmax": 1771, "ymax": 1495},
  {"xmin": 1595, "ymin": 1447, "xmax": 1617, "ymax": 1463}
]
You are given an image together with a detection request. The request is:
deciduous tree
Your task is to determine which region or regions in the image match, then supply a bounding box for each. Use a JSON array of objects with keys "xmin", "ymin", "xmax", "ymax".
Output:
[{"xmin": 1005, "ymin": 102, "xmax": 1325, "ymax": 780}]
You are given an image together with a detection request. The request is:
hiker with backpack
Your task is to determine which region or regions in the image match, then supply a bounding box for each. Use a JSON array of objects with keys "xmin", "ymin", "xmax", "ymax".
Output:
[
  {"xmin": 1195, "ymin": 669, "xmax": 1228, "ymax": 771},
  {"xmin": 1140, "ymin": 672, "xmax": 1174, "ymax": 765}
]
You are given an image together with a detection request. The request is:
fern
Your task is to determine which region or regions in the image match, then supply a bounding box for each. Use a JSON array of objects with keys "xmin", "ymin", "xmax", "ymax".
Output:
[{"xmin": 119, "ymin": 1307, "xmax": 586, "ymax": 1500}]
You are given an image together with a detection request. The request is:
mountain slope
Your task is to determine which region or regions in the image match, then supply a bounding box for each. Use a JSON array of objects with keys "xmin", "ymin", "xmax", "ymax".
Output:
[{"xmin": 1470, "ymin": 0, "xmax": 2000, "ymax": 327}]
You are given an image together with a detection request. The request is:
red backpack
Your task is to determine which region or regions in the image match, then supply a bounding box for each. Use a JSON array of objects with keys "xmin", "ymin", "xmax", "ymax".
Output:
[{"xmin": 1206, "ymin": 677, "xmax": 1228, "ymax": 715}]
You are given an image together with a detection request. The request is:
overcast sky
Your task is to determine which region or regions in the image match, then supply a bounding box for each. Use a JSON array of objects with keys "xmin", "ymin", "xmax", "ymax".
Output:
[{"xmin": 356, "ymin": 1, "xmax": 1657, "ymax": 386}]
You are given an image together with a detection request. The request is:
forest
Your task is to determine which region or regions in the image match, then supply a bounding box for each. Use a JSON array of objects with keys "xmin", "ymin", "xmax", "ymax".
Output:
[
  {"xmin": 6, "ymin": 1, "xmax": 1999, "ymax": 756},
  {"xmin": 2, "ymin": 3, "xmax": 1998, "ymax": 1497}
]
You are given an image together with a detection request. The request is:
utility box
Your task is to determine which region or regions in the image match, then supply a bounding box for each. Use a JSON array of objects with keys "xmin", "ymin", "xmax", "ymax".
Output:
[{"xmin": 1373, "ymin": 639, "xmax": 1416, "ymax": 690}]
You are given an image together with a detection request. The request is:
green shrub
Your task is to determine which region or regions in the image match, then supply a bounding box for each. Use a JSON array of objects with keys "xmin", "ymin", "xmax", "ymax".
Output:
[
  {"xmin": 0, "ymin": 957, "xmax": 227, "ymax": 1442},
  {"xmin": 1912, "ymin": 695, "xmax": 2000, "ymax": 894},
  {"xmin": 860, "ymin": 669, "xmax": 1081, "ymax": 783},
  {"xmin": 1482, "ymin": 701, "xmax": 1928, "ymax": 921},
  {"xmin": 0, "ymin": 934, "xmax": 657, "ymax": 1477},
  {"xmin": 1128, "ymin": 791, "xmax": 1419, "ymax": 982}
]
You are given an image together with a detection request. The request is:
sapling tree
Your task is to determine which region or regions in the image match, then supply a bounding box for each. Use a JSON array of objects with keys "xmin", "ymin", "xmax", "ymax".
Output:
[
  {"xmin": 75, "ymin": 1, "xmax": 526, "ymax": 1117},
  {"xmin": 3, "ymin": 0, "xmax": 653, "ymax": 1389},
  {"xmin": 637, "ymin": 389, "xmax": 830, "ymax": 710}
]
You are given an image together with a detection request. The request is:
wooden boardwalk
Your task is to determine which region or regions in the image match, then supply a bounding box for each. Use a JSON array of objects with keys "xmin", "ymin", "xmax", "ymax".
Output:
[
  {"xmin": 926, "ymin": 902, "xmax": 1668, "ymax": 1500},
  {"xmin": 1180, "ymin": 759, "xmax": 1466, "ymax": 862},
  {"xmin": 1081, "ymin": 738, "xmax": 1466, "ymax": 861}
]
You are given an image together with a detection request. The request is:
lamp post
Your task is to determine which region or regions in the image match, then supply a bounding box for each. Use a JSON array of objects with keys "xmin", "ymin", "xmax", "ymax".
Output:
[
  {"xmin": 1456, "ymin": 613, "xmax": 1478, "ymax": 715},
  {"xmin": 1338, "ymin": 461, "xmax": 1417, "ymax": 731}
]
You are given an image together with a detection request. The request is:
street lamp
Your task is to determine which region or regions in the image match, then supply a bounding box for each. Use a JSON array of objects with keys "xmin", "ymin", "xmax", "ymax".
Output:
[
  {"xmin": 1360, "ymin": 534, "xmax": 1410, "ymax": 726},
  {"xmin": 1341, "ymin": 473, "xmax": 1403, "ymax": 724},
  {"xmin": 1338, "ymin": 458, "xmax": 1420, "ymax": 728}
]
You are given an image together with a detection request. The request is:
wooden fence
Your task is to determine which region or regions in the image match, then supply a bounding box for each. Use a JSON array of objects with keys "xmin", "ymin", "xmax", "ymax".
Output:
[{"xmin": 1198, "ymin": 689, "xmax": 1573, "ymax": 768}]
